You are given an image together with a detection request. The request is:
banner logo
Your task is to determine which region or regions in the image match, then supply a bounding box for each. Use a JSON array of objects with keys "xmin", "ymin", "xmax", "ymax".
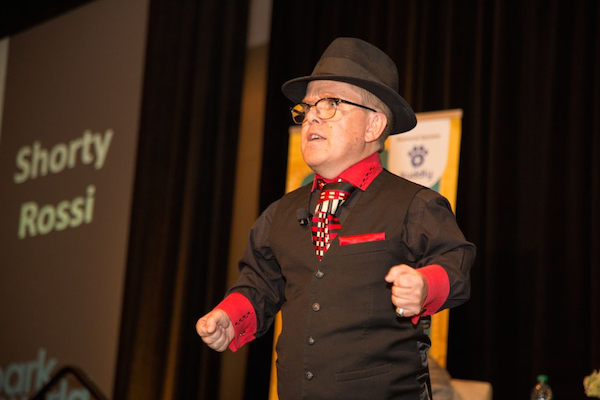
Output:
[{"xmin": 409, "ymin": 145, "xmax": 428, "ymax": 167}]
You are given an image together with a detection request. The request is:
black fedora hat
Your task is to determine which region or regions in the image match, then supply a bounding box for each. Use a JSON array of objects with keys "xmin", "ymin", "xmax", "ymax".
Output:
[{"xmin": 282, "ymin": 37, "xmax": 416, "ymax": 134}]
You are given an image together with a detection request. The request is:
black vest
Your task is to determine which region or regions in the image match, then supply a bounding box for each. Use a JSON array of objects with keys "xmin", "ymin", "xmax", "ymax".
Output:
[{"xmin": 270, "ymin": 170, "xmax": 430, "ymax": 400}]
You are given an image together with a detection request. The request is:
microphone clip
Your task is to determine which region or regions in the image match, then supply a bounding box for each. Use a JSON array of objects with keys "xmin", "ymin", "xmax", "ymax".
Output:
[{"xmin": 296, "ymin": 209, "xmax": 312, "ymax": 226}]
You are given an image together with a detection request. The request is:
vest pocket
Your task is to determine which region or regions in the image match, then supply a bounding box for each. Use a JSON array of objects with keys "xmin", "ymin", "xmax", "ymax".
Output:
[
  {"xmin": 334, "ymin": 363, "xmax": 392, "ymax": 382},
  {"xmin": 338, "ymin": 239, "xmax": 389, "ymax": 256}
]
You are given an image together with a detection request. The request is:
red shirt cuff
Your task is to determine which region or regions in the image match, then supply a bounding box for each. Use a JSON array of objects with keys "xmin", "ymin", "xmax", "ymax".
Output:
[
  {"xmin": 411, "ymin": 264, "xmax": 450, "ymax": 324},
  {"xmin": 215, "ymin": 293, "xmax": 257, "ymax": 352}
]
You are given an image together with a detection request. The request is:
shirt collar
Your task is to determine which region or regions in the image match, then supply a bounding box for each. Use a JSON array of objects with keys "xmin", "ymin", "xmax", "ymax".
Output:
[{"xmin": 311, "ymin": 153, "xmax": 383, "ymax": 192}]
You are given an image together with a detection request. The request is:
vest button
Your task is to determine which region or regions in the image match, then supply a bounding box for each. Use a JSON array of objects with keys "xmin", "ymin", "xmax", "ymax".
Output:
[
  {"xmin": 305, "ymin": 371, "xmax": 314, "ymax": 380},
  {"xmin": 311, "ymin": 303, "xmax": 320, "ymax": 312},
  {"xmin": 307, "ymin": 336, "xmax": 315, "ymax": 345},
  {"xmin": 315, "ymin": 270, "xmax": 325, "ymax": 278}
]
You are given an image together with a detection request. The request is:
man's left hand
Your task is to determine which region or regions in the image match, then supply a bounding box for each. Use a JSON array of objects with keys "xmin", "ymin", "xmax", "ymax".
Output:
[{"xmin": 384, "ymin": 264, "xmax": 428, "ymax": 318}]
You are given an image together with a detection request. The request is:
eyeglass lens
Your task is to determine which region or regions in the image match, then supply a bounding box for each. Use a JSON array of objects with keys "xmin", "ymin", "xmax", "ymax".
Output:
[{"xmin": 291, "ymin": 98, "xmax": 338, "ymax": 124}]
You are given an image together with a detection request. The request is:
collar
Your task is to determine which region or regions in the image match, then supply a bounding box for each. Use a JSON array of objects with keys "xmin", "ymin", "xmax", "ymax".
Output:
[{"xmin": 311, "ymin": 153, "xmax": 383, "ymax": 192}]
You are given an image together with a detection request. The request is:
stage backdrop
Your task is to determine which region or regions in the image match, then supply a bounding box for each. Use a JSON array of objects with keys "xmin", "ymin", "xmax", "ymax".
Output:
[
  {"xmin": 0, "ymin": 0, "xmax": 148, "ymax": 398},
  {"xmin": 270, "ymin": 110, "xmax": 463, "ymax": 399}
]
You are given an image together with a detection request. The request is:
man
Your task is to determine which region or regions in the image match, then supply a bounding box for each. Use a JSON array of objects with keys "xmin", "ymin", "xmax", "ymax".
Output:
[{"xmin": 197, "ymin": 37, "xmax": 475, "ymax": 400}]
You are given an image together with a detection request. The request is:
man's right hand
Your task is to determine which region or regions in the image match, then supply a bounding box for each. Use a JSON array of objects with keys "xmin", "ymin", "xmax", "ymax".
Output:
[{"xmin": 196, "ymin": 309, "xmax": 234, "ymax": 352}]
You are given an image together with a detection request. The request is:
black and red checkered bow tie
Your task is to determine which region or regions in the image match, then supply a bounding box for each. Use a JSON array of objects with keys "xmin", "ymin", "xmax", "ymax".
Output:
[{"xmin": 311, "ymin": 181, "xmax": 355, "ymax": 260}]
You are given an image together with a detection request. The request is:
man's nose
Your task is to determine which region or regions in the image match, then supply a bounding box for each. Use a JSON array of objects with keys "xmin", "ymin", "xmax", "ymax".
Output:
[{"xmin": 305, "ymin": 105, "xmax": 321, "ymax": 124}]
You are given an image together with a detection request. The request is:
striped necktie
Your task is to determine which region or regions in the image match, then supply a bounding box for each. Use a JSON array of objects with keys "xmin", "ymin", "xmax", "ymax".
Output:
[{"xmin": 311, "ymin": 181, "xmax": 355, "ymax": 260}]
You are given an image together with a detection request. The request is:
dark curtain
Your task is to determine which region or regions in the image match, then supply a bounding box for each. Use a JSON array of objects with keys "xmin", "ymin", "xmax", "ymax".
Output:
[
  {"xmin": 114, "ymin": 1, "xmax": 248, "ymax": 400},
  {"xmin": 255, "ymin": 1, "xmax": 600, "ymax": 399}
]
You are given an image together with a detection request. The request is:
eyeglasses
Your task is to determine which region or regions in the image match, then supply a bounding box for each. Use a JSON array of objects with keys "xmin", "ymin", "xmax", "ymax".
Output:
[{"xmin": 290, "ymin": 97, "xmax": 377, "ymax": 124}]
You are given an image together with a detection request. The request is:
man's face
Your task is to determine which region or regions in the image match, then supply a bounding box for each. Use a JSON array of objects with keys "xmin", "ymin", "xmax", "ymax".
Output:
[{"xmin": 300, "ymin": 80, "xmax": 379, "ymax": 178}]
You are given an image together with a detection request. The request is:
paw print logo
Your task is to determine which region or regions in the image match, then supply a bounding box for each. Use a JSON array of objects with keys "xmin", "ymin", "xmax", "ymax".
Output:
[{"xmin": 409, "ymin": 146, "xmax": 428, "ymax": 167}]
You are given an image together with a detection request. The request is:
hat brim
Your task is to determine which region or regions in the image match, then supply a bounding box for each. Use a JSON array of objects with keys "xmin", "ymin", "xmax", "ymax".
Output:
[{"xmin": 282, "ymin": 75, "xmax": 417, "ymax": 134}]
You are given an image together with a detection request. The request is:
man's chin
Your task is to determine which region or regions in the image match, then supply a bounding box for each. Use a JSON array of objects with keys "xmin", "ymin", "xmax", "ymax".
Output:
[
  {"xmin": 302, "ymin": 159, "xmax": 324, "ymax": 175},
  {"xmin": 300, "ymin": 152, "xmax": 322, "ymax": 170}
]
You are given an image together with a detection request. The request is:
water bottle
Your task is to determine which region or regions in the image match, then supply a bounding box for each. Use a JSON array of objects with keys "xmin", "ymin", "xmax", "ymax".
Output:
[{"xmin": 531, "ymin": 374, "xmax": 553, "ymax": 400}]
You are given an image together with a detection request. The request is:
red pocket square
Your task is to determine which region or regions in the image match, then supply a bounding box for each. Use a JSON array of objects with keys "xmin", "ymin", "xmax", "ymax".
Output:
[{"xmin": 339, "ymin": 232, "xmax": 386, "ymax": 245}]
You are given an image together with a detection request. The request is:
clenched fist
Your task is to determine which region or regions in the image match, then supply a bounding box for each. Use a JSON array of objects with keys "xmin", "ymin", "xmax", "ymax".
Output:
[
  {"xmin": 384, "ymin": 264, "xmax": 428, "ymax": 318},
  {"xmin": 196, "ymin": 309, "xmax": 235, "ymax": 352}
]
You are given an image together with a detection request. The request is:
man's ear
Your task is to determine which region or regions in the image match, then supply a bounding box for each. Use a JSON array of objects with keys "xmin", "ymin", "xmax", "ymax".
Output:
[{"xmin": 364, "ymin": 112, "xmax": 387, "ymax": 143}]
